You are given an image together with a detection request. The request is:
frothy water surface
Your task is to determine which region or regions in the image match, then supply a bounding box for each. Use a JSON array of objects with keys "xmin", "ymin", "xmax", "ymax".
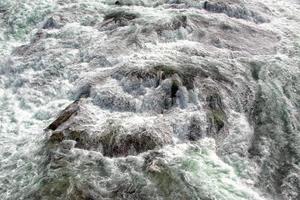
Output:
[{"xmin": 0, "ymin": 0, "xmax": 299, "ymax": 199}]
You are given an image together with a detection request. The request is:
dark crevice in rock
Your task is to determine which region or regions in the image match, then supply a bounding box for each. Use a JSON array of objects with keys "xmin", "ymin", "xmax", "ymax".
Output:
[{"xmin": 171, "ymin": 79, "xmax": 180, "ymax": 98}]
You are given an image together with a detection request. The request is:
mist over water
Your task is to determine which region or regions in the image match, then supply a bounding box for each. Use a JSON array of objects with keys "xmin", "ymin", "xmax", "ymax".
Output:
[{"xmin": 0, "ymin": 0, "xmax": 299, "ymax": 199}]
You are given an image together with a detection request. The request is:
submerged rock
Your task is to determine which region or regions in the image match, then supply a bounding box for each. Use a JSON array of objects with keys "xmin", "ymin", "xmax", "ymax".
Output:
[
  {"xmin": 75, "ymin": 84, "xmax": 92, "ymax": 100},
  {"xmin": 42, "ymin": 16, "xmax": 64, "ymax": 29}
]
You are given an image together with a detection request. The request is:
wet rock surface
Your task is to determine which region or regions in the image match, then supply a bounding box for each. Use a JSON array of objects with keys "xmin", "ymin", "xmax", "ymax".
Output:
[
  {"xmin": 46, "ymin": 100, "xmax": 80, "ymax": 131},
  {"xmin": 46, "ymin": 114, "xmax": 173, "ymax": 157},
  {"xmin": 42, "ymin": 16, "xmax": 64, "ymax": 29}
]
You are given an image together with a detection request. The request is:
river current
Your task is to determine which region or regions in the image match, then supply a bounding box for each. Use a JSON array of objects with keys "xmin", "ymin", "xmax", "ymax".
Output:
[{"xmin": 0, "ymin": 0, "xmax": 299, "ymax": 200}]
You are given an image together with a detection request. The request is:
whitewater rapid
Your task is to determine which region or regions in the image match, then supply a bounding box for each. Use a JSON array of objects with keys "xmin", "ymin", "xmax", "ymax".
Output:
[{"xmin": 0, "ymin": 0, "xmax": 299, "ymax": 200}]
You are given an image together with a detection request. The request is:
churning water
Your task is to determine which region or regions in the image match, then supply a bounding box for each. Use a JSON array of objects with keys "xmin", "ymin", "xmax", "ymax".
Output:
[{"xmin": 0, "ymin": 0, "xmax": 299, "ymax": 199}]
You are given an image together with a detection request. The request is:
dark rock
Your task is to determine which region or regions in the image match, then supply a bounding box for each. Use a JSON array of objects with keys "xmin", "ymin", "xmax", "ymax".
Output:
[
  {"xmin": 43, "ymin": 16, "xmax": 62, "ymax": 29},
  {"xmin": 171, "ymin": 15, "xmax": 188, "ymax": 29},
  {"xmin": 153, "ymin": 65, "xmax": 195, "ymax": 90},
  {"xmin": 206, "ymin": 93, "xmax": 227, "ymax": 134},
  {"xmin": 75, "ymin": 84, "xmax": 92, "ymax": 100},
  {"xmin": 49, "ymin": 131, "xmax": 65, "ymax": 143},
  {"xmin": 47, "ymin": 100, "xmax": 80, "ymax": 131},
  {"xmin": 209, "ymin": 110, "xmax": 225, "ymax": 132},
  {"xmin": 100, "ymin": 124, "xmax": 172, "ymax": 157},
  {"xmin": 203, "ymin": 1, "xmax": 209, "ymax": 10},
  {"xmin": 103, "ymin": 11, "xmax": 139, "ymax": 23},
  {"xmin": 207, "ymin": 93, "xmax": 223, "ymax": 110},
  {"xmin": 47, "ymin": 120, "xmax": 173, "ymax": 158},
  {"xmin": 203, "ymin": 1, "xmax": 268, "ymax": 23},
  {"xmin": 187, "ymin": 116, "xmax": 203, "ymax": 141},
  {"xmin": 67, "ymin": 130, "xmax": 90, "ymax": 149},
  {"xmin": 60, "ymin": 140, "xmax": 76, "ymax": 151}
]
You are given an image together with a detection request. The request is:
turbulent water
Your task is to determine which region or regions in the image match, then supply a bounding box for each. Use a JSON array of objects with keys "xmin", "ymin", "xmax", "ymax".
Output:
[{"xmin": 0, "ymin": 0, "xmax": 299, "ymax": 199}]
